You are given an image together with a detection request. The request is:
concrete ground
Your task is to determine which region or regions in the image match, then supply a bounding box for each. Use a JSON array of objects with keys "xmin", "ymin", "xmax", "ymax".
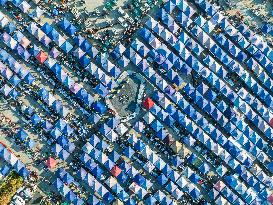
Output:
[{"xmin": 85, "ymin": 0, "xmax": 128, "ymax": 12}]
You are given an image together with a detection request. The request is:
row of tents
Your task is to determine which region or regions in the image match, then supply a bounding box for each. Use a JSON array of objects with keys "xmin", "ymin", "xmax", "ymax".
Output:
[
  {"xmin": 107, "ymin": 0, "xmax": 273, "ymax": 203},
  {"xmin": 0, "ymin": 143, "xmax": 29, "ymax": 179},
  {"xmin": 2, "ymin": 0, "xmax": 273, "ymax": 204}
]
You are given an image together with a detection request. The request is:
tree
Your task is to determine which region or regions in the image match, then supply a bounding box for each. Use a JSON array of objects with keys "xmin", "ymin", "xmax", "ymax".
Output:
[{"xmin": 0, "ymin": 171, "xmax": 24, "ymax": 205}]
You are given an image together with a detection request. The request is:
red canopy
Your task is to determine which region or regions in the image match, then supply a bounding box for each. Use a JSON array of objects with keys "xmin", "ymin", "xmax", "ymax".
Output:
[
  {"xmin": 45, "ymin": 157, "xmax": 57, "ymax": 169},
  {"xmin": 270, "ymin": 118, "xmax": 273, "ymax": 127},
  {"xmin": 36, "ymin": 51, "xmax": 48, "ymax": 64},
  {"xmin": 268, "ymin": 194, "xmax": 273, "ymax": 204},
  {"xmin": 110, "ymin": 165, "xmax": 122, "ymax": 177},
  {"xmin": 142, "ymin": 97, "xmax": 154, "ymax": 110},
  {"xmin": 213, "ymin": 181, "xmax": 224, "ymax": 192}
]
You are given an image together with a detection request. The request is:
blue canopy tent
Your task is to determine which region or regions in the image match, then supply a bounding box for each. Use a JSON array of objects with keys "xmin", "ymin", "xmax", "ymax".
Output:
[
  {"xmin": 118, "ymin": 55, "xmax": 130, "ymax": 68},
  {"xmin": 24, "ymin": 73, "xmax": 35, "ymax": 84},
  {"xmin": 64, "ymin": 142, "xmax": 75, "ymax": 153},
  {"xmin": 89, "ymin": 134, "xmax": 100, "ymax": 147},
  {"xmin": 62, "ymin": 172, "xmax": 74, "ymax": 184},
  {"xmin": 107, "ymin": 117, "xmax": 120, "ymax": 129},
  {"xmin": 9, "ymin": 75, "xmax": 21, "ymax": 86},
  {"xmin": 0, "ymin": 0, "xmax": 7, "ymax": 5},
  {"xmin": 267, "ymin": 161, "xmax": 273, "ymax": 174},
  {"xmin": 52, "ymin": 100, "xmax": 62, "ymax": 114},
  {"xmin": 80, "ymin": 153, "xmax": 91, "ymax": 165},
  {"xmin": 58, "ymin": 149, "xmax": 70, "ymax": 160},
  {"xmin": 41, "ymin": 22, "xmax": 53, "ymax": 34},
  {"xmin": 9, "ymin": 89, "xmax": 19, "ymax": 100},
  {"xmin": 87, "ymin": 46, "xmax": 99, "ymax": 58},
  {"xmin": 55, "ymin": 119, "xmax": 67, "ymax": 131},
  {"xmin": 63, "ymin": 124, "xmax": 74, "ymax": 136},
  {"xmin": 0, "ymin": 148, "xmax": 10, "ymax": 160},
  {"xmin": 145, "ymin": 17, "xmax": 157, "ymax": 30},
  {"xmin": 165, "ymin": 181, "xmax": 177, "ymax": 194},
  {"xmin": 51, "ymin": 63, "xmax": 62, "ymax": 76},
  {"xmin": 53, "ymin": 34, "xmax": 66, "ymax": 48},
  {"xmin": 137, "ymin": 188, "xmax": 147, "ymax": 199},
  {"xmin": 25, "ymin": 139, "xmax": 36, "ymax": 149},
  {"xmin": 88, "ymin": 195, "xmax": 100, "ymax": 205},
  {"xmin": 92, "ymin": 101, "xmax": 107, "ymax": 114},
  {"xmin": 54, "ymin": 178, "xmax": 64, "ymax": 190},
  {"xmin": 24, "ymin": 106, "xmax": 34, "ymax": 116},
  {"xmin": 82, "ymin": 142, "xmax": 93, "ymax": 155},
  {"xmin": 57, "ymin": 135, "xmax": 69, "ymax": 147},
  {"xmin": 61, "ymin": 20, "xmax": 77, "ymax": 35},
  {"xmin": 133, "ymin": 121, "xmax": 144, "ymax": 133},
  {"xmin": 47, "ymin": 28, "xmax": 59, "ymax": 40},
  {"xmin": 99, "ymin": 124, "xmax": 111, "ymax": 136},
  {"xmin": 103, "ymin": 192, "xmax": 114, "ymax": 204},
  {"xmin": 110, "ymin": 66, "xmax": 121, "ymax": 78},
  {"xmin": 58, "ymin": 106, "xmax": 68, "ymax": 119},
  {"xmin": 112, "ymin": 43, "xmax": 126, "ymax": 58},
  {"xmin": 124, "ymin": 198, "xmax": 136, "ymax": 205},
  {"xmin": 106, "ymin": 130, "xmax": 118, "ymax": 142},
  {"xmin": 189, "ymin": 186, "xmax": 201, "ymax": 200},
  {"xmin": 80, "ymin": 39, "xmax": 92, "ymax": 52},
  {"xmin": 52, "ymin": 143, "xmax": 62, "ymax": 155},
  {"xmin": 77, "ymin": 167, "xmax": 87, "ymax": 181},
  {"xmin": 73, "ymin": 197, "xmax": 84, "ymax": 205},
  {"xmin": 6, "ymin": 153, "xmax": 18, "ymax": 168},
  {"xmin": 158, "ymin": 110, "xmax": 168, "ymax": 121},
  {"xmin": 66, "ymin": 190, "xmax": 76, "ymax": 202},
  {"xmin": 50, "ymin": 128, "xmax": 62, "ymax": 139},
  {"xmin": 126, "ymin": 166, "xmax": 138, "ymax": 179},
  {"xmin": 111, "ymin": 182, "xmax": 123, "ymax": 195},
  {"xmin": 154, "ymin": 190, "xmax": 166, "ymax": 201},
  {"xmin": 199, "ymin": 163, "xmax": 210, "ymax": 174},
  {"xmin": 164, "ymin": 0, "xmax": 175, "ymax": 13},
  {"xmin": 76, "ymin": 88, "xmax": 89, "ymax": 102},
  {"xmin": 109, "ymin": 151, "xmax": 120, "ymax": 163},
  {"xmin": 18, "ymin": 167, "xmax": 29, "ymax": 179},
  {"xmin": 91, "ymin": 166, "xmax": 104, "ymax": 179},
  {"xmin": 136, "ymin": 59, "xmax": 148, "ymax": 71},
  {"xmin": 103, "ymin": 159, "xmax": 114, "ymax": 171},
  {"xmin": 59, "ymin": 184, "xmax": 70, "ymax": 196},
  {"xmin": 63, "ymin": 76, "xmax": 75, "ymax": 89},
  {"xmin": 123, "ymin": 146, "xmax": 135, "ymax": 158},
  {"xmin": 56, "ymin": 168, "xmax": 66, "ymax": 178},
  {"xmin": 39, "ymin": 87, "xmax": 49, "ymax": 100},
  {"xmin": 96, "ymin": 140, "xmax": 109, "ymax": 151},
  {"xmin": 74, "ymin": 35, "xmax": 85, "ymax": 46},
  {"xmin": 117, "ymin": 190, "xmax": 129, "ymax": 202},
  {"xmin": 169, "ymin": 170, "xmax": 180, "ymax": 182},
  {"xmin": 16, "ymin": 129, "xmax": 28, "ymax": 141},
  {"xmin": 1, "ymin": 67, "xmax": 13, "ymax": 80},
  {"xmin": 42, "ymin": 120, "xmax": 53, "ymax": 132},
  {"xmin": 60, "ymin": 41, "xmax": 73, "ymax": 53},
  {"xmin": 95, "ymin": 83, "xmax": 109, "ymax": 97},
  {"xmin": 157, "ymin": 174, "xmax": 168, "ymax": 186},
  {"xmin": 58, "ymin": 18, "xmax": 71, "ymax": 30},
  {"xmin": 66, "ymin": 24, "xmax": 77, "ymax": 35},
  {"xmin": 134, "ymin": 140, "xmax": 145, "ymax": 152},
  {"xmin": 151, "ymin": 120, "xmax": 164, "ymax": 132},
  {"xmin": 79, "ymin": 55, "xmax": 90, "ymax": 67},
  {"xmin": 14, "ymin": 160, "xmax": 24, "ymax": 173},
  {"xmin": 1, "ymin": 164, "xmax": 10, "ymax": 177}
]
